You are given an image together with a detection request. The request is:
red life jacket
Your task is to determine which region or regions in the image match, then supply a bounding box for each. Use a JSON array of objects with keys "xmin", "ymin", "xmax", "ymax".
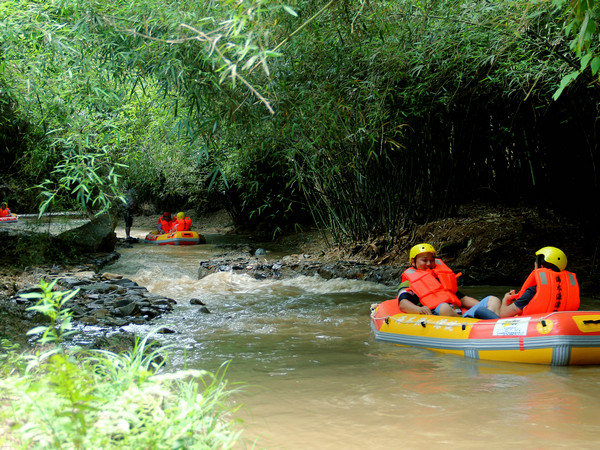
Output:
[
  {"xmin": 173, "ymin": 216, "xmax": 192, "ymax": 232},
  {"xmin": 158, "ymin": 217, "xmax": 172, "ymax": 233},
  {"xmin": 509, "ymin": 268, "xmax": 580, "ymax": 315},
  {"xmin": 401, "ymin": 259, "xmax": 462, "ymax": 309},
  {"xmin": 0, "ymin": 207, "xmax": 10, "ymax": 217}
]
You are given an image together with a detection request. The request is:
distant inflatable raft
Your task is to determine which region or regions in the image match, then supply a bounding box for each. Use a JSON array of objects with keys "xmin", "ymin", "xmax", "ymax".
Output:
[
  {"xmin": 370, "ymin": 299, "xmax": 600, "ymax": 366},
  {"xmin": 144, "ymin": 230, "xmax": 206, "ymax": 246},
  {"xmin": 0, "ymin": 214, "xmax": 18, "ymax": 223}
]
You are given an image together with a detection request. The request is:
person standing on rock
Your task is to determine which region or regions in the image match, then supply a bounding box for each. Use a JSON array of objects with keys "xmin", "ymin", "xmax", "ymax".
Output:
[
  {"xmin": 495, "ymin": 246, "xmax": 580, "ymax": 317},
  {"xmin": 123, "ymin": 185, "xmax": 137, "ymax": 240},
  {"xmin": 398, "ymin": 243, "xmax": 500, "ymax": 319}
]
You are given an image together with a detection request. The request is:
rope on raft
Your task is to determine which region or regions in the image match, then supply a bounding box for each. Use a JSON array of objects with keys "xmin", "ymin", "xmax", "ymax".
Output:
[{"xmin": 369, "ymin": 306, "xmax": 560, "ymax": 330}]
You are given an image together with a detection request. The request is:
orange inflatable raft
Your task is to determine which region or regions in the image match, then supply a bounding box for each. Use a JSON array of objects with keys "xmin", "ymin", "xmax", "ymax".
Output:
[{"xmin": 371, "ymin": 299, "xmax": 600, "ymax": 366}]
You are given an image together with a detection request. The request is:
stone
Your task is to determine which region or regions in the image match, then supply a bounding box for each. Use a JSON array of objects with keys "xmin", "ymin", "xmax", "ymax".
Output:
[{"xmin": 57, "ymin": 213, "xmax": 117, "ymax": 253}]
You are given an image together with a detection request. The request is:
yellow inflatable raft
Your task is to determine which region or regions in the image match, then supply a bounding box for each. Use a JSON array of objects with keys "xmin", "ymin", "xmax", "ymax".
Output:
[
  {"xmin": 371, "ymin": 299, "xmax": 600, "ymax": 366},
  {"xmin": 144, "ymin": 230, "xmax": 206, "ymax": 246}
]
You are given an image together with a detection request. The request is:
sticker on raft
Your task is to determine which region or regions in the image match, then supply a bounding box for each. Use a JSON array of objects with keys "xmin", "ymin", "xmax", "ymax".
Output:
[{"xmin": 492, "ymin": 317, "xmax": 531, "ymax": 336}]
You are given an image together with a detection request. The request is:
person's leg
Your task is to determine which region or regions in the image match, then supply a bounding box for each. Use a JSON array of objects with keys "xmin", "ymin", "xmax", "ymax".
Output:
[
  {"xmin": 463, "ymin": 296, "xmax": 500, "ymax": 319},
  {"xmin": 434, "ymin": 303, "xmax": 459, "ymax": 317},
  {"xmin": 484, "ymin": 296, "xmax": 501, "ymax": 316}
]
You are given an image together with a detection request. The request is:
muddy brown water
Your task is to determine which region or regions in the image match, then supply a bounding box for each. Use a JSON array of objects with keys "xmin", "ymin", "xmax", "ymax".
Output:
[{"xmin": 104, "ymin": 225, "xmax": 600, "ymax": 449}]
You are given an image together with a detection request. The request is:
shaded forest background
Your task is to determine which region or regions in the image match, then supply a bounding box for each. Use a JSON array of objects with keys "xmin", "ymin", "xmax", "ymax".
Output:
[{"xmin": 1, "ymin": 0, "xmax": 599, "ymax": 248}]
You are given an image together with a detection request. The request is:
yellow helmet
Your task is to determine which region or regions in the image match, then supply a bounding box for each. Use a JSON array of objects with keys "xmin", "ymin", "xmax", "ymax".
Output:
[
  {"xmin": 535, "ymin": 246, "xmax": 567, "ymax": 271},
  {"xmin": 409, "ymin": 243, "xmax": 437, "ymax": 262},
  {"xmin": 176, "ymin": 212, "xmax": 185, "ymax": 220}
]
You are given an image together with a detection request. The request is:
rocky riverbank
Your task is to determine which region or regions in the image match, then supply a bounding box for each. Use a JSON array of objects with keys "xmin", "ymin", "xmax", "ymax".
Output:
[
  {"xmin": 197, "ymin": 251, "xmax": 404, "ymax": 285},
  {"xmin": 0, "ymin": 255, "xmax": 183, "ymax": 351}
]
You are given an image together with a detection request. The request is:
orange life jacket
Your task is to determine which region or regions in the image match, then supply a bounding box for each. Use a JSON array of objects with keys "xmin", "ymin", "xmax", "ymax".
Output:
[
  {"xmin": 173, "ymin": 216, "xmax": 192, "ymax": 232},
  {"xmin": 158, "ymin": 217, "xmax": 172, "ymax": 233},
  {"xmin": 0, "ymin": 207, "xmax": 10, "ymax": 217},
  {"xmin": 401, "ymin": 259, "xmax": 462, "ymax": 309},
  {"xmin": 508, "ymin": 268, "xmax": 580, "ymax": 315}
]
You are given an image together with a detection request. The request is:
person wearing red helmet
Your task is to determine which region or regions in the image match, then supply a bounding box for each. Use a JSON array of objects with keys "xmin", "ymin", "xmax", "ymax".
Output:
[{"xmin": 157, "ymin": 212, "xmax": 173, "ymax": 234}]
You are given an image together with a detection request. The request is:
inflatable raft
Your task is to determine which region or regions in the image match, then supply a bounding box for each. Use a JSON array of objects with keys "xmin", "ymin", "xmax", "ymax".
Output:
[
  {"xmin": 144, "ymin": 230, "xmax": 206, "ymax": 246},
  {"xmin": 371, "ymin": 299, "xmax": 600, "ymax": 366},
  {"xmin": 0, "ymin": 214, "xmax": 18, "ymax": 223}
]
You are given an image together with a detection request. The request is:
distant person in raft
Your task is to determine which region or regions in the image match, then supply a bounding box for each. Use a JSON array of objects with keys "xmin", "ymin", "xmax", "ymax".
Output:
[
  {"xmin": 397, "ymin": 243, "xmax": 500, "ymax": 319},
  {"xmin": 495, "ymin": 246, "xmax": 580, "ymax": 318},
  {"xmin": 157, "ymin": 212, "xmax": 173, "ymax": 234},
  {"xmin": 171, "ymin": 211, "xmax": 192, "ymax": 232},
  {"xmin": 0, "ymin": 202, "xmax": 11, "ymax": 217}
]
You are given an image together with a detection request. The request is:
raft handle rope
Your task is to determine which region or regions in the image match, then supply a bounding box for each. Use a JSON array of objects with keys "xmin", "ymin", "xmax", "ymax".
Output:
[
  {"xmin": 371, "ymin": 313, "xmax": 563, "ymax": 330},
  {"xmin": 371, "ymin": 305, "xmax": 600, "ymax": 329}
]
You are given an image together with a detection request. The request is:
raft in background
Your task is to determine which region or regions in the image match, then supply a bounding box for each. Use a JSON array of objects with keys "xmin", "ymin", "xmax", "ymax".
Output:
[
  {"xmin": 144, "ymin": 230, "xmax": 206, "ymax": 246},
  {"xmin": 370, "ymin": 299, "xmax": 600, "ymax": 366},
  {"xmin": 0, "ymin": 214, "xmax": 18, "ymax": 223}
]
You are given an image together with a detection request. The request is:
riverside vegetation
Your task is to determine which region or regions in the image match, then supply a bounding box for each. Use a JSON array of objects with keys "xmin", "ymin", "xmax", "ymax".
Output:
[{"xmin": 0, "ymin": 280, "xmax": 241, "ymax": 448}]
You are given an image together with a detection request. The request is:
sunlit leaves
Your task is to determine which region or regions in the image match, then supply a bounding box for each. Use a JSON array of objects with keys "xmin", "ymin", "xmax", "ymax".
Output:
[{"xmin": 549, "ymin": 0, "xmax": 600, "ymax": 98}]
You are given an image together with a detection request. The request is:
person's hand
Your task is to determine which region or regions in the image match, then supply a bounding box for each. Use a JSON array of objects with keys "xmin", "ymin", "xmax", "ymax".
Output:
[
  {"xmin": 419, "ymin": 306, "xmax": 432, "ymax": 315},
  {"xmin": 503, "ymin": 290, "xmax": 516, "ymax": 303}
]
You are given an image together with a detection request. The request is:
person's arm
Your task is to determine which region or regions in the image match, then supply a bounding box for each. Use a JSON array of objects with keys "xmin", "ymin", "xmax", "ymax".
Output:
[
  {"xmin": 498, "ymin": 290, "xmax": 522, "ymax": 317},
  {"xmin": 398, "ymin": 291, "xmax": 432, "ymax": 315},
  {"xmin": 399, "ymin": 299, "xmax": 432, "ymax": 314}
]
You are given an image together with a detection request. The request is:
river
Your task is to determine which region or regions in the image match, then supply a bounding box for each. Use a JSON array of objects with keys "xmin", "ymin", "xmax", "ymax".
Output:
[{"xmin": 104, "ymin": 229, "xmax": 600, "ymax": 449}]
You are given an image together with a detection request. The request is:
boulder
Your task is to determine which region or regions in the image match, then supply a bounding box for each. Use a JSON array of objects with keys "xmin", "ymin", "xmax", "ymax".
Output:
[{"xmin": 57, "ymin": 213, "xmax": 117, "ymax": 253}]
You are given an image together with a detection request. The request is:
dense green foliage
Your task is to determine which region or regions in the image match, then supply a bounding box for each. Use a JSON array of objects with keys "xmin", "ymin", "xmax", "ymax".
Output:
[
  {"xmin": 218, "ymin": 0, "xmax": 600, "ymax": 241},
  {"xmin": 1, "ymin": 0, "xmax": 600, "ymax": 241},
  {"xmin": 0, "ymin": 281, "xmax": 240, "ymax": 448}
]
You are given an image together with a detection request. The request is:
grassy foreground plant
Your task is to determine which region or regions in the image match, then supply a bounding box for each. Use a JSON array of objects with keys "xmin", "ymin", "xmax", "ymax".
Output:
[{"xmin": 0, "ymin": 281, "xmax": 241, "ymax": 448}]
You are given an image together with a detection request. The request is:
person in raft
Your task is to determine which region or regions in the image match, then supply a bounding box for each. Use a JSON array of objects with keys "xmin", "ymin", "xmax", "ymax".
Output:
[
  {"xmin": 495, "ymin": 246, "xmax": 580, "ymax": 318},
  {"xmin": 0, "ymin": 202, "xmax": 11, "ymax": 217},
  {"xmin": 171, "ymin": 211, "xmax": 192, "ymax": 232},
  {"xmin": 157, "ymin": 212, "xmax": 173, "ymax": 234},
  {"xmin": 397, "ymin": 243, "xmax": 500, "ymax": 319}
]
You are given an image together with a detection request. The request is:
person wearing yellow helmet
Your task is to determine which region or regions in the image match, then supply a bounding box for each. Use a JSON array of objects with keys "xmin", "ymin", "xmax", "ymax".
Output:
[
  {"xmin": 497, "ymin": 246, "xmax": 580, "ymax": 317},
  {"xmin": 172, "ymin": 211, "xmax": 192, "ymax": 232},
  {"xmin": 398, "ymin": 243, "xmax": 501, "ymax": 319},
  {"xmin": 0, "ymin": 202, "xmax": 11, "ymax": 218}
]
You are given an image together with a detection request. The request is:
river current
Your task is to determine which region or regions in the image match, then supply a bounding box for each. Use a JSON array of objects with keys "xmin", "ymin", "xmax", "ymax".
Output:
[{"xmin": 104, "ymin": 227, "xmax": 600, "ymax": 449}]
